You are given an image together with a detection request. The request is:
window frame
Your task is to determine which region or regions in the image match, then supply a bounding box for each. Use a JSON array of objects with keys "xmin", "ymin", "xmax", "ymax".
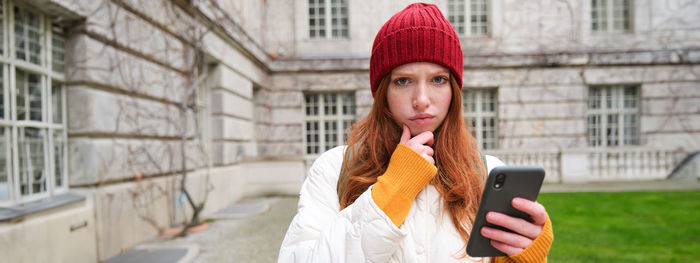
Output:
[
  {"xmin": 302, "ymin": 91, "xmax": 355, "ymax": 157},
  {"xmin": 586, "ymin": 85, "xmax": 640, "ymax": 148},
  {"xmin": 0, "ymin": 0, "xmax": 67, "ymax": 206},
  {"xmin": 462, "ymin": 87, "xmax": 499, "ymax": 150},
  {"xmin": 447, "ymin": 0, "xmax": 491, "ymax": 37},
  {"xmin": 591, "ymin": 0, "xmax": 634, "ymax": 34},
  {"xmin": 307, "ymin": 0, "xmax": 349, "ymax": 40},
  {"xmin": 191, "ymin": 62, "xmax": 216, "ymax": 168}
]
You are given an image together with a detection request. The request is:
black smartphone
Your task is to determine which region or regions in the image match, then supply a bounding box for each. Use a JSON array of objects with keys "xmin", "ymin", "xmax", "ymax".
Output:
[{"xmin": 466, "ymin": 166, "xmax": 545, "ymax": 257}]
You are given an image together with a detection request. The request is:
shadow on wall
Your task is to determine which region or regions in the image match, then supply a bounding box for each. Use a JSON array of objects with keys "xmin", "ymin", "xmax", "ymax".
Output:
[{"xmin": 667, "ymin": 151, "xmax": 700, "ymax": 180}]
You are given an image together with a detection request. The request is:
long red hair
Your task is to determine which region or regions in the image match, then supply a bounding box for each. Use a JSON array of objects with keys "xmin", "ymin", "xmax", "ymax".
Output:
[{"xmin": 339, "ymin": 75, "xmax": 487, "ymax": 250}]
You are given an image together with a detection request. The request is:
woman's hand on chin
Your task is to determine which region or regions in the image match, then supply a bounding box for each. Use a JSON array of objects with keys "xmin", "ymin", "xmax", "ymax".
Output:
[{"xmin": 399, "ymin": 124, "xmax": 435, "ymax": 165}]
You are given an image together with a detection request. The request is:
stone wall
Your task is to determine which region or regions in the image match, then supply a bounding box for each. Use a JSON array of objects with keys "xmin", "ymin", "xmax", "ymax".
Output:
[
  {"xmin": 16, "ymin": 0, "xmax": 280, "ymax": 261},
  {"xmin": 261, "ymin": 0, "xmax": 699, "ymax": 184},
  {"xmin": 265, "ymin": 71, "xmax": 369, "ymax": 157},
  {"xmin": 0, "ymin": 199, "xmax": 97, "ymax": 263},
  {"xmin": 88, "ymin": 167, "xmax": 246, "ymax": 260},
  {"xmin": 461, "ymin": 64, "xmax": 700, "ymax": 151},
  {"xmin": 265, "ymin": 0, "xmax": 700, "ymax": 58}
]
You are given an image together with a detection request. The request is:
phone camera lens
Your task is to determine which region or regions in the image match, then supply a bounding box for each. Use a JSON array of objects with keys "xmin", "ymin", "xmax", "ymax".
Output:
[{"xmin": 493, "ymin": 174, "xmax": 506, "ymax": 190}]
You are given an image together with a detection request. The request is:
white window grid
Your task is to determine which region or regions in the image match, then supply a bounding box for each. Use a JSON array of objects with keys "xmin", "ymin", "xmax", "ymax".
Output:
[
  {"xmin": 463, "ymin": 88, "xmax": 498, "ymax": 150},
  {"xmin": 447, "ymin": 0, "xmax": 490, "ymax": 36},
  {"xmin": 591, "ymin": 0, "xmax": 632, "ymax": 33},
  {"xmin": 0, "ymin": 0, "xmax": 67, "ymax": 206},
  {"xmin": 303, "ymin": 92, "xmax": 355, "ymax": 155},
  {"xmin": 587, "ymin": 85, "xmax": 639, "ymax": 147},
  {"xmin": 51, "ymin": 23, "xmax": 64, "ymax": 73},
  {"xmin": 308, "ymin": 0, "xmax": 348, "ymax": 39}
]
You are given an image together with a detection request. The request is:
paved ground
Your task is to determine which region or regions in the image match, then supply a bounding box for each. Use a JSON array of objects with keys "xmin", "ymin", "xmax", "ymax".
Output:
[
  {"xmin": 112, "ymin": 196, "xmax": 299, "ymax": 263},
  {"xmin": 107, "ymin": 179, "xmax": 700, "ymax": 263}
]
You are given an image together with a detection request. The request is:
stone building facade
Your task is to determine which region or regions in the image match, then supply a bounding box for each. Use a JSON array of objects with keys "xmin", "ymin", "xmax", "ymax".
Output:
[{"xmin": 0, "ymin": 0, "xmax": 698, "ymax": 262}]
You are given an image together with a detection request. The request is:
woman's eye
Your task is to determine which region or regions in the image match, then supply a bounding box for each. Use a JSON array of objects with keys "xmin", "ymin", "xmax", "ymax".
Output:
[
  {"xmin": 433, "ymin": 76, "xmax": 448, "ymax": 85},
  {"xmin": 394, "ymin": 78, "xmax": 409, "ymax": 86}
]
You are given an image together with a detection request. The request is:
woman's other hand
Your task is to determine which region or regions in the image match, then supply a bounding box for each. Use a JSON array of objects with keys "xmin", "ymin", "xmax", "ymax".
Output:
[
  {"xmin": 399, "ymin": 124, "xmax": 435, "ymax": 165},
  {"xmin": 479, "ymin": 197, "xmax": 548, "ymax": 255}
]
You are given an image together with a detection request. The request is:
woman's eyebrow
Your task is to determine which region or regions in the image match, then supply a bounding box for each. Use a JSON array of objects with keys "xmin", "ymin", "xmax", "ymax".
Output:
[{"xmin": 431, "ymin": 69, "xmax": 450, "ymax": 75}]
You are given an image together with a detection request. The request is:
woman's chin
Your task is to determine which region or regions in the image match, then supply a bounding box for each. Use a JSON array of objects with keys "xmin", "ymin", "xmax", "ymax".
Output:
[{"xmin": 409, "ymin": 126, "xmax": 437, "ymax": 136}]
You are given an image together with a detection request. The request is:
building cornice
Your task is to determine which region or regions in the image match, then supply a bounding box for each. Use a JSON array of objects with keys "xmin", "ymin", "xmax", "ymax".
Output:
[
  {"xmin": 173, "ymin": 0, "xmax": 273, "ymax": 73},
  {"xmin": 268, "ymin": 47, "xmax": 700, "ymax": 73}
]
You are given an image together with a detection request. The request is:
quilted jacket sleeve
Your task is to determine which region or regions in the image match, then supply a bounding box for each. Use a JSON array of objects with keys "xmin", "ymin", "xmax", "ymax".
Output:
[{"xmin": 277, "ymin": 147, "xmax": 406, "ymax": 263}]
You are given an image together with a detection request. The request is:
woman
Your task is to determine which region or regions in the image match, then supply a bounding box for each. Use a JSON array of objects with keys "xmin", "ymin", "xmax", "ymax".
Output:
[{"xmin": 279, "ymin": 3, "xmax": 553, "ymax": 262}]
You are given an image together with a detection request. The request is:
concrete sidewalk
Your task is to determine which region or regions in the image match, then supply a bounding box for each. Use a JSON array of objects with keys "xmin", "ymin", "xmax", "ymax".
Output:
[
  {"xmin": 107, "ymin": 179, "xmax": 700, "ymax": 263},
  {"xmin": 105, "ymin": 196, "xmax": 298, "ymax": 263}
]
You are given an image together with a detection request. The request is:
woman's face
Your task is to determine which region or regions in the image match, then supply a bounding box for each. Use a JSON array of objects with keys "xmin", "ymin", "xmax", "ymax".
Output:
[{"xmin": 387, "ymin": 62, "xmax": 453, "ymax": 136}]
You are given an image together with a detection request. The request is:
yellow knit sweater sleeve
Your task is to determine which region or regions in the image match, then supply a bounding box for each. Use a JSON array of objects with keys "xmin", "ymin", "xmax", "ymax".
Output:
[
  {"xmin": 493, "ymin": 214, "xmax": 554, "ymax": 263},
  {"xmin": 371, "ymin": 144, "xmax": 437, "ymax": 227}
]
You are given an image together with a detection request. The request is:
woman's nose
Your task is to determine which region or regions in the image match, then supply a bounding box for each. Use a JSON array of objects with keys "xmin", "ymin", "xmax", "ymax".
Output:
[{"xmin": 412, "ymin": 82, "xmax": 430, "ymax": 110}]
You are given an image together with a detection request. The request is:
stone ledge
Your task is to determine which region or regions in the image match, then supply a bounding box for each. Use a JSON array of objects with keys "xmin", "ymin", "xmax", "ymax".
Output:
[
  {"xmin": 0, "ymin": 193, "xmax": 85, "ymax": 222},
  {"xmin": 24, "ymin": 0, "xmax": 85, "ymax": 21},
  {"xmin": 268, "ymin": 48, "xmax": 700, "ymax": 72}
]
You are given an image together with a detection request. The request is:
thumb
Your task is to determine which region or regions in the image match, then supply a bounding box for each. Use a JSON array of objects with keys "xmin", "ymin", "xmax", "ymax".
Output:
[{"xmin": 400, "ymin": 124, "xmax": 411, "ymax": 144}]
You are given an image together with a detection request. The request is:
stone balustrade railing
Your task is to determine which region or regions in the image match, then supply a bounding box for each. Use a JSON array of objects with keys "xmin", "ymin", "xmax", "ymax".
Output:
[
  {"xmin": 303, "ymin": 147, "xmax": 688, "ymax": 184},
  {"xmin": 486, "ymin": 147, "xmax": 688, "ymax": 183},
  {"xmin": 588, "ymin": 148, "xmax": 687, "ymax": 181},
  {"xmin": 484, "ymin": 149, "xmax": 561, "ymax": 183}
]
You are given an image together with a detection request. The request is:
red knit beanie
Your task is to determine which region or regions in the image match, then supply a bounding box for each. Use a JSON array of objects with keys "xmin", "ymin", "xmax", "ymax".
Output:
[{"xmin": 369, "ymin": 3, "xmax": 463, "ymax": 97}]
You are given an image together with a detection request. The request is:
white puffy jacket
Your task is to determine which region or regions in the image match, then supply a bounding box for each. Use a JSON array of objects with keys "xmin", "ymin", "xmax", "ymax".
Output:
[{"xmin": 278, "ymin": 145, "xmax": 505, "ymax": 262}]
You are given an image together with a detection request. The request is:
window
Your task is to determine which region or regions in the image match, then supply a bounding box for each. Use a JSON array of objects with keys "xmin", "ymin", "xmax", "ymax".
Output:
[
  {"xmin": 308, "ymin": 0, "xmax": 348, "ymax": 39},
  {"xmin": 591, "ymin": 0, "xmax": 632, "ymax": 33},
  {"xmin": 447, "ymin": 0, "xmax": 490, "ymax": 36},
  {"xmin": 0, "ymin": 1, "xmax": 67, "ymax": 205},
  {"xmin": 463, "ymin": 88, "xmax": 498, "ymax": 150},
  {"xmin": 195, "ymin": 65, "xmax": 212, "ymax": 166},
  {"xmin": 587, "ymin": 86, "xmax": 639, "ymax": 147},
  {"xmin": 304, "ymin": 92, "xmax": 355, "ymax": 155}
]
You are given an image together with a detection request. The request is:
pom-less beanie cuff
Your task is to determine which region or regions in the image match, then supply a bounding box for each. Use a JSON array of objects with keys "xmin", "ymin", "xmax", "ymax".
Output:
[{"xmin": 369, "ymin": 3, "xmax": 464, "ymax": 97}]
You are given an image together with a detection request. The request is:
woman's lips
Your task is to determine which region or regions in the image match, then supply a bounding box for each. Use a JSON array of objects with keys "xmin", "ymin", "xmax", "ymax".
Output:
[
  {"xmin": 411, "ymin": 117, "xmax": 433, "ymax": 125},
  {"xmin": 410, "ymin": 115, "xmax": 434, "ymax": 126}
]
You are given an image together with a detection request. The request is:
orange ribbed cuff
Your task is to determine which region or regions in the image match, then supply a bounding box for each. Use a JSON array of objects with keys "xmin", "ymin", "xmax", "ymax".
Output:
[
  {"xmin": 494, "ymin": 214, "xmax": 554, "ymax": 263},
  {"xmin": 371, "ymin": 144, "xmax": 437, "ymax": 227}
]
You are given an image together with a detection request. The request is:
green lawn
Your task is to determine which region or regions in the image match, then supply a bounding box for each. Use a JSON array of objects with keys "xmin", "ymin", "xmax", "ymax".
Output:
[{"xmin": 538, "ymin": 190, "xmax": 700, "ymax": 262}]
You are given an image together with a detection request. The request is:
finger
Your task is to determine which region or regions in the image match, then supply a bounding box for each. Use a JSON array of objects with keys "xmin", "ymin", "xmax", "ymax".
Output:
[
  {"xmin": 424, "ymin": 146, "xmax": 434, "ymax": 157},
  {"xmin": 410, "ymin": 131, "xmax": 434, "ymax": 147},
  {"xmin": 400, "ymin": 124, "xmax": 411, "ymax": 144},
  {"xmin": 486, "ymin": 211, "xmax": 541, "ymax": 240},
  {"xmin": 481, "ymin": 226, "xmax": 533, "ymax": 250},
  {"xmin": 490, "ymin": 240, "xmax": 523, "ymax": 256},
  {"xmin": 512, "ymin": 198, "xmax": 547, "ymax": 226},
  {"xmin": 421, "ymin": 154, "xmax": 435, "ymax": 165}
]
